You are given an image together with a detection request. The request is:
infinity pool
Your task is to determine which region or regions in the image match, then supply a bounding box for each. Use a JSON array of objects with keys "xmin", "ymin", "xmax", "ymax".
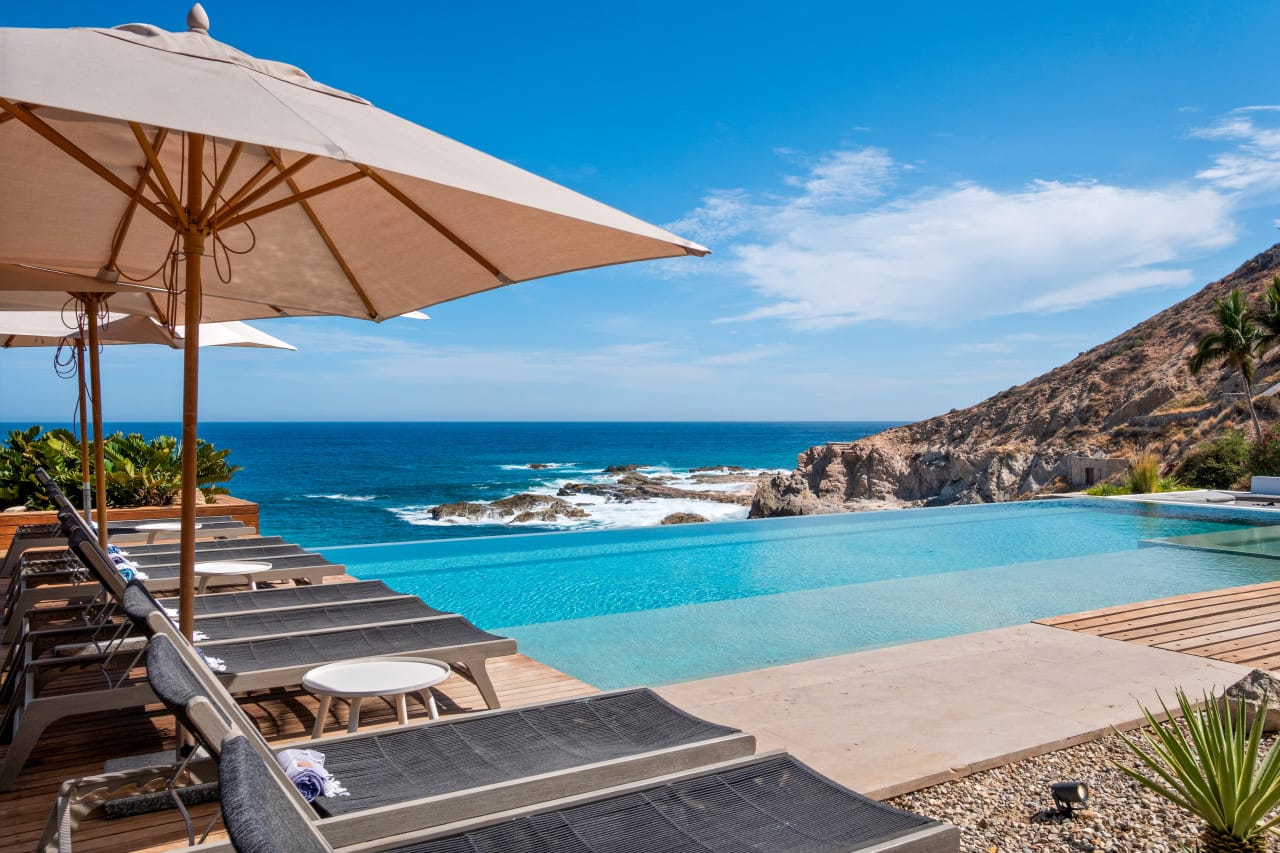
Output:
[{"xmin": 320, "ymin": 498, "xmax": 1280, "ymax": 689}]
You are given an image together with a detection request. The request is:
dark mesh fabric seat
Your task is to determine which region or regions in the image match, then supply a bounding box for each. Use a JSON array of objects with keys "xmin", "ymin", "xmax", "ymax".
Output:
[
  {"xmin": 310, "ymin": 690, "xmax": 739, "ymax": 816},
  {"xmin": 155, "ymin": 581, "xmax": 403, "ymax": 616},
  {"xmin": 145, "ymin": 635, "xmax": 232, "ymax": 743},
  {"xmin": 396, "ymin": 755, "xmax": 942, "ymax": 853},
  {"xmin": 110, "ymin": 553, "xmax": 340, "ymax": 581},
  {"xmin": 121, "ymin": 579, "xmax": 163, "ymax": 628},
  {"xmin": 208, "ymin": 618, "xmax": 502, "ymax": 674},
  {"xmin": 220, "ymin": 735, "xmax": 331, "ymax": 853},
  {"xmin": 192, "ymin": 598, "xmax": 445, "ymax": 642}
]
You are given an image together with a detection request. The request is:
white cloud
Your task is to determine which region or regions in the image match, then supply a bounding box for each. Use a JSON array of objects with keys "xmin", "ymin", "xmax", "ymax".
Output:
[
  {"xmin": 671, "ymin": 137, "xmax": 1245, "ymax": 329},
  {"xmin": 781, "ymin": 148, "xmax": 899, "ymax": 207},
  {"xmin": 1193, "ymin": 109, "xmax": 1280, "ymax": 194}
]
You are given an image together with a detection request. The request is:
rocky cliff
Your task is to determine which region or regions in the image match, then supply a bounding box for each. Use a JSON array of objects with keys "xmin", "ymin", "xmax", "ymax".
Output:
[{"xmin": 782, "ymin": 245, "xmax": 1280, "ymax": 510}]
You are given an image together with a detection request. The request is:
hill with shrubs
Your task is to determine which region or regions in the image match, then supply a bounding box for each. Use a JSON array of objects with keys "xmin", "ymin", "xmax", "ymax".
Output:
[{"xmin": 776, "ymin": 244, "xmax": 1280, "ymax": 510}]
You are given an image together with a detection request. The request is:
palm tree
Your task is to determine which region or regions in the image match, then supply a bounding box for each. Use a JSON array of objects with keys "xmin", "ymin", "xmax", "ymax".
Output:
[
  {"xmin": 1189, "ymin": 288, "xmax": 1264, "ymax": 441},
  {"xmin": 1255, "ymin": 275, "xmax": 1280, "ymax": 358}
]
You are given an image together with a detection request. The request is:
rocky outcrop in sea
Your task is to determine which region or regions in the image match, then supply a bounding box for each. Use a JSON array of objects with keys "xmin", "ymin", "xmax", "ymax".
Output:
[
  {"xmin": 753, "ymin": 244, "xmax": 1280, "ymax": 515},
  {"xmin": 425, "ymin": 464, "xmax": 779, "ymax": 528}
]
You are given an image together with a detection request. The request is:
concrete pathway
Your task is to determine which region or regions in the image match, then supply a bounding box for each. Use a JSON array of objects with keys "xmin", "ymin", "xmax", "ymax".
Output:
[{"xmin": 657, "ymin": 623, "xmax": 1253, "ymax": 799}]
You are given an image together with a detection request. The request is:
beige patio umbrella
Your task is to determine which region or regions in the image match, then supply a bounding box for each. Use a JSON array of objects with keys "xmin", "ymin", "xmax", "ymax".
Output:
[
  {"xmin": 0, "ymin": 6, "xmax": 708, "ymax": 639},
  {"xmin": 0, "ymin": 309, "xmax": 294, "ymax": 530}
]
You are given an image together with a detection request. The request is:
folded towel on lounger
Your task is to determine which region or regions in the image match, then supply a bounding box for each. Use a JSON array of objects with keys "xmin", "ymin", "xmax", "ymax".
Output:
[{"xmin": 275, "ymin": 748, "xmax": 348, "ymax": 802}]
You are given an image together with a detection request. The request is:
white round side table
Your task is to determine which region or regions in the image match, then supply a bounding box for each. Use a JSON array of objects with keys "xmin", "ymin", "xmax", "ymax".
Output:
[
  {"xmin": 302, "ymin": 656, "xmax": 451, "ymax": 738},
  {"xmin": 193, "ymin": 560, "xmax": 273, "ymax": 593},
  {"xmin": 135, "ymin": 521, "xmax": 203, "ymax": 544}
]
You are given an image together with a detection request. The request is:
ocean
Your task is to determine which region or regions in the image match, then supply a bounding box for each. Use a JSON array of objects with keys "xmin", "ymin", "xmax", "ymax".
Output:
[{"xmin": 2, "ymin": 421, "xmax": 898, "ymax": 548}]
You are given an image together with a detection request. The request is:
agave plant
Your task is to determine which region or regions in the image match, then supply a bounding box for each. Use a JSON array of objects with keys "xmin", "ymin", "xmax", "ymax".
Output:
[{"xmin": 1116, "ymin": 689, "xmax": 1280, "ymax": 852}]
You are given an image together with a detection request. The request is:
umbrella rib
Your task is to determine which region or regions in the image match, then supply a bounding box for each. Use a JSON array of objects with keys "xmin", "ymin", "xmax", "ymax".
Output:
[
  {"xmin": 129, "ymin": 123, "xmax": 189, "ymax": 229},
  {"xmin": 357, "ymin": 165, "xmax": 513, "ymax": 284},
  {"xmin": 197, "ymin": 142, "xmax": 246, "ymax": 228},
  {"xmin": 0, "ymin": 98, "xmax": 180, "ymax": 231},
  {"xmin": 214, "ymin": 159, "xmax": 278, "ymax": 220},
  {"xmin": 215, "ymin": 171, "xmax": 365, "ymax": 231},
  {"xmin": 265, "ymin": 150, "xmax": 378, "ymax": 319},
  {"xmin": 106, "ymin": 128, "xmax": 168, "ymax": 275},
  {"xmin": 211, "ymin": 154, "xmax": 318, "ymax": 228}
]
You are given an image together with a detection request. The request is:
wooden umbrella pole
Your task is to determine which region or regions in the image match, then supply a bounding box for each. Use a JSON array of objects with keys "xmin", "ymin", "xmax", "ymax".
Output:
[
  {"xmin": 75, "ymin": 338, "xmax": 91, "ymax": 513},
  {"xmin": 178, "ymin": 132, "xmax": 205, "ymax": 642},
  {"xmin": 85, "ymin": 296, "xmax": 109, "ymax": 548}
]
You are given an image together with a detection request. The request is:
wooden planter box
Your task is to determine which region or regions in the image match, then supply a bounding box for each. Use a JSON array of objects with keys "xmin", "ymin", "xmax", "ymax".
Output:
[{"xmin": 0, "ymin": 495, "xmax": 259, "ymax": 555}]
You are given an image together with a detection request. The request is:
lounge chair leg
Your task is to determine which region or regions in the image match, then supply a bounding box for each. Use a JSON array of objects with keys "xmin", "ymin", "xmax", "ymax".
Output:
[
  {"xmin": 312, "ymin": 695, "xmax": 332, "ymax": 739},
  {"xmin": 0, "ymin": 683, "xmax": 154, "ymax": 791},
  {"xmin": 453, "ymin": 659, "xmax": 501, "ymax": 710}
]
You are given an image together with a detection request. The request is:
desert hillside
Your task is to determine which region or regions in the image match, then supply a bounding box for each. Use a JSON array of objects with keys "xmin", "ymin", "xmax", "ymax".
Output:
[{"xmin": 782, "ymin": 244, "xmax": 1280, "ymax": 509}]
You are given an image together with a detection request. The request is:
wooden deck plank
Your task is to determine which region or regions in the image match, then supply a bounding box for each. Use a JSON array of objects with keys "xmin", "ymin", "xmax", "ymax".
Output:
[{"xmin": 1037, "ymin": 581, "xmax": 1280, "ymax": 680}]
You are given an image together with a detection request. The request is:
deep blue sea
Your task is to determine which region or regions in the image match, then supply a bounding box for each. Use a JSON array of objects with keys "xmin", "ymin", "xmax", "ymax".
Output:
[{"xmin": 3, "ymin": 421, "xmax": 898, "ymax": 548}]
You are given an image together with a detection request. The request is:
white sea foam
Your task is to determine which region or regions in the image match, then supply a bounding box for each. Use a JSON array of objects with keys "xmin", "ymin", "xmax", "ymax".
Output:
[
  {"xmin": 304, "ymin": 493, "xmax": 378, "ymax": 502},
  {"xmin": 390, "ymin": 464, "xmax": 768, "ymax": 531},
  {"xmin": 498, "ymin": 462, "xmax": 580, "ymax": 470}
]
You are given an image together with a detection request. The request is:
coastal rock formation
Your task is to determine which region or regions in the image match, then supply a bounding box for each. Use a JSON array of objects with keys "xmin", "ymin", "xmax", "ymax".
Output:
[
  {"xmin": 660, "ymin": 512, "xmax": 708, "ymax": 525},
  {"xmin": 761, "ymin": 245, "xmax": 1280, "ymax": 513},
  {"xmin": 430, "ymin": 493, "xmax": 588, "ymax": 523},
  {"xmin": 748, "ymin": 472, "xmax": 831, "ymax": 518},
  {"xmin": 558, "ymin": 471, "xmax": 758, "ymax": 506}
]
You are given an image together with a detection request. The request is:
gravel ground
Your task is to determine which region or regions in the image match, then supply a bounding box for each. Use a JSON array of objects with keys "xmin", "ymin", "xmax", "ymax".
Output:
[{"xmin": 886, "ymin": 727, "xmax": 1279, "ymax": 852}]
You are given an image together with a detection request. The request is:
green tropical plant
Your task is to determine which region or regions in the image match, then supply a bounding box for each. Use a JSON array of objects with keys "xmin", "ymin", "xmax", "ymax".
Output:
[
  {"xmin": 1116, "ymin": 690, "xmax": 1280, "ymax": 852},
  {"xmin": 1190, "ymin": 289, "xmax": 1265, "ymax": 441},
  {"xmin": 1085, "ymin": 482, "xmax": 1128, "ymax": 496},
  {"xmin": 1176, "ymin": 431, "xmax": 1251, "ymax": 490},
  {"xmin": 1255, "ymin": 275, "xmax": 1280, "ymax": 358},
  {"xmin": 0, "ymin": 427, "xmax": 240, "ymax": 509},
  {"xmin": 0, "ymin": 426, "xmax": 84, "ymax": 509}
]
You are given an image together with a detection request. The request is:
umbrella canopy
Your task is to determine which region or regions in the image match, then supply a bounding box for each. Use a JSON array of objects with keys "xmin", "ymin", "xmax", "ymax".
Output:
[
  {"xmin": 0, "ymin": 311, "xmax": 296, "ymax": 350},
  {"xmin": 0, "ymin": 5, "xmax": 707, "ymax": 638},
  {"xmin": 0, "ymin": 9, "xmax": 707, "ymax": 320},
  {"xmin": 1, "ymin": 308, "xmax": 293, "ymax": 518}
]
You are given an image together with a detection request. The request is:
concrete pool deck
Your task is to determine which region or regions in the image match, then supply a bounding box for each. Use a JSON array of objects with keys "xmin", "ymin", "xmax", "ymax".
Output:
[{"xmin": 656, "ymin": 622, "xmax": 1254, "ymax": 800}]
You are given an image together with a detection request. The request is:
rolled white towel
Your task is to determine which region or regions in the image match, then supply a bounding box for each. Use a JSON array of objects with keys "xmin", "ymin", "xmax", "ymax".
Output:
[
  {"xmin": 196, "ymin": 649, "xmax": 226, "ymax": 672},
  {"xmin": 275, "ymin": 748, "xmax": 348, "ymax": 801}
]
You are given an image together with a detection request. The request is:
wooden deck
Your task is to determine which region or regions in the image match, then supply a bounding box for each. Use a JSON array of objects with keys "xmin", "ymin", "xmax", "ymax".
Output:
[
  {"xmin": 0, "ymin": 572, "xmax": 596, "ymax": 853},
  {"xmin": 1036, "ymin": 579, "xmax": 1280, "ymax": 671}
]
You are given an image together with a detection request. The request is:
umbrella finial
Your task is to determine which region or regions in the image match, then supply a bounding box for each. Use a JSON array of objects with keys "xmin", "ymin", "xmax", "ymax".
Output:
[{"xmin": 187, "ymin": 4, "xmax": 210, "ymax": 34}]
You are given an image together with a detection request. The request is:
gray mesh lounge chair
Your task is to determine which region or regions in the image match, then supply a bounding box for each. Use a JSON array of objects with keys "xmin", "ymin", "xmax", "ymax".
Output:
[
  {"xmin": 5, "ymin": 575, "xmax": 405, "ymax": 648},
  {"xmin": 2, "ymin": 594, "xmax": 453, "ymax": 700},
  {"xmin": 73, "ymin": 635, "xmax": 755, "ymax": 851},
  {"xmin": 0, "ymin": 516, "xmax": 253, "ymax": 577},
  {"xmin": 215, "ymin": 734, "xmax": 958, "ymax": 853},
  {"xmin": 0, "ymin": 546, "xmax": 516, "ymax": 790},
  {"xmin": 39, "ymin": 631, "xmax": 757, "ymax": 850},
  {"xmin": 2, "ymin": 539, "xmax": 346, "ymax": 627}
]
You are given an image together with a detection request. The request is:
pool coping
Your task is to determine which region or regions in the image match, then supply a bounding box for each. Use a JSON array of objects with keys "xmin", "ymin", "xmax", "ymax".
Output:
[{"xmin": 655, "ymin": 622, "xmax": 1253, "ymax": 800}]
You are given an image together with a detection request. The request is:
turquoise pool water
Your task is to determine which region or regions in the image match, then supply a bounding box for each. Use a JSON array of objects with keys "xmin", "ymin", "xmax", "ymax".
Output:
[{"xmin": 320, "ymin": 498, "xmax": 1280, "ymax": 689}]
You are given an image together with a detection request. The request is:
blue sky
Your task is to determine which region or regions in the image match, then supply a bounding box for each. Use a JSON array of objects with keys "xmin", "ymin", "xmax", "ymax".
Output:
[{"xmin": 7, "ymin": 1, "xmax": 1280, "ymax": 422}]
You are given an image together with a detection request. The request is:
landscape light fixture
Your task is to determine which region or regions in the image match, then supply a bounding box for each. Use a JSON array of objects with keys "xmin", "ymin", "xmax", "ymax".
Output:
[{"xmin": 1050, "ymin": 781, "xmax": 1089, "ymax": 815}]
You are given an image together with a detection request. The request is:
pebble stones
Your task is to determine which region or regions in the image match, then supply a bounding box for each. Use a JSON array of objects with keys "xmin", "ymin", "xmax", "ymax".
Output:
[{"xmin": 886, "ymin": 727, "xmax": 1280, "ymax": 851}]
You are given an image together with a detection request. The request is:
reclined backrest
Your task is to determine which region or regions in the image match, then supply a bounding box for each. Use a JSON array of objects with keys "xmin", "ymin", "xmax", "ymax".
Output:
[
  {"xmin": 64, "ymin": 521, "xmax": 127, "ymax": 600},
  {"xmin": 143, "ymin": 633, "xmax": 320, "ymax": 817},
  {"xmin": 122, "ymin": 580, "xmax": 167, "ymax": 632},
  {"xmin": 145, "ymin": 636, "xmax": 237, "ymax": 756},
  {"xmin": 219, "ymin": 734, "xmax": 332, "ymax": 853}
]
